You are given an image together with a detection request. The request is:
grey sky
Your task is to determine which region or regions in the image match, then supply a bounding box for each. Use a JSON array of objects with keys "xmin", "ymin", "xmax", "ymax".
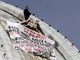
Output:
[{"xmin": 1, "ymin": 0, "xmax": 80, "ymax": 49}]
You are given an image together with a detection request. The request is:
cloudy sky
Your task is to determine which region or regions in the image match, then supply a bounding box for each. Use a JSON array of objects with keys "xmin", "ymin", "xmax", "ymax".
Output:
[{"xmin": 1, "ymin": 0, "xmax": 80, "ymax": 49}]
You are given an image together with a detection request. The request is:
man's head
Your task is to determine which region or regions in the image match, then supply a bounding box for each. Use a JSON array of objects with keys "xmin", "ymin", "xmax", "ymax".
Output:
[{"xmin": 25, "ymin": 6, "xmax": 29, "ymax": 10}]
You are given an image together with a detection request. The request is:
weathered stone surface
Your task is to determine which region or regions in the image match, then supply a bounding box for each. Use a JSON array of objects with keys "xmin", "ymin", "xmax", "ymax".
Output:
[{"xmin": 0, "ymin": 1, "xmax": 80, "ymax": 60}]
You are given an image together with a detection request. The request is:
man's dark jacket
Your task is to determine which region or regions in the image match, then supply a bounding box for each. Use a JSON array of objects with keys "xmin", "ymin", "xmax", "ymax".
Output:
[{"xmin": 24, "ymin": 8, "xmax": 31, "ymax": 20}]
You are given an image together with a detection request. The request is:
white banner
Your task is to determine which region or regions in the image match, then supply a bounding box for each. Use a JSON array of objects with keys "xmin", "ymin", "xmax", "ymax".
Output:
[{"xmin": 7, "ymin": 21, "xmax": 56, "ymax": 60}]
